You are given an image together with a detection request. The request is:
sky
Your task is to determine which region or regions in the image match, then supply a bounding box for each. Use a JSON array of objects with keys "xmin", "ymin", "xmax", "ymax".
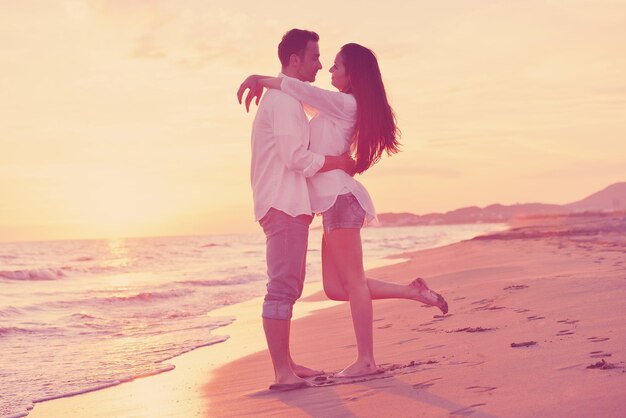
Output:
[{"xmin": 1, "ymin": 0, "xmax": 625, "ymax": 242}]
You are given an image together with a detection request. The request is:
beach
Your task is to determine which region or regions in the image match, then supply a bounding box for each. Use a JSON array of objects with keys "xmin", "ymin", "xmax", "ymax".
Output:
[
  {"xmin": 28, "ymin": 213, "xmax": 626, "ymax": 417},
  {"xmin": 4, "ymin": 2, "xmax": 626, "ymax": 417}
]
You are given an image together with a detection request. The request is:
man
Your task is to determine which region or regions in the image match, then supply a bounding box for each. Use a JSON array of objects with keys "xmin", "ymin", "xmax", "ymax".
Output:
[{"xmin": 237, "ymin": 29, "xmax": 354, "ymax": 390}]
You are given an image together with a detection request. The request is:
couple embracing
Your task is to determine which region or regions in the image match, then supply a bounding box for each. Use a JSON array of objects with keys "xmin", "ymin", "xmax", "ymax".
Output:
[{"xmin": 237, "ymin": 28, "xmax": 448, "ymax": 391}]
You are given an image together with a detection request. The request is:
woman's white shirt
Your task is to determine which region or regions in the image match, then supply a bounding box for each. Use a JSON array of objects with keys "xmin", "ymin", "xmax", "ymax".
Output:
[{"xmin": 281, "ymin": 76, "xmax": 377, "ymax": 223}]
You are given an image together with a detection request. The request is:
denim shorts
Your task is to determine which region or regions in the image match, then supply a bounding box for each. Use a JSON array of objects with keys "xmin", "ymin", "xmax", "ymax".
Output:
[{"xmin": 322, "ymin": 193, "xmax": 366, "ymax": 233}]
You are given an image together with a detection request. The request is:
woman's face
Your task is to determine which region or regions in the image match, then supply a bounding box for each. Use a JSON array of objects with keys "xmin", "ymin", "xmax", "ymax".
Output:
[{"xmin": 330, "ymin": 52, "xmax": 350, "ymax": 92}]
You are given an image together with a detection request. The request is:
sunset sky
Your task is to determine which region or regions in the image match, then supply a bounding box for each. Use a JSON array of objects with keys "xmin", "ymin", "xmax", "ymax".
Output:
[{"xmin": 1, "ymin": 0, "xmax": 625, "ymax": 242}]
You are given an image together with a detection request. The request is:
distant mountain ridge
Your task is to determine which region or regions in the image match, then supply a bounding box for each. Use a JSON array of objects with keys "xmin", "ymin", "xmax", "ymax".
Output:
[
  {"xmin": 378, "ymin": 182, "xmax": 626, "ymax": 226},
  {"xmin": 564, "ymin": 182, "xmax": 626, "ymax": 212}
]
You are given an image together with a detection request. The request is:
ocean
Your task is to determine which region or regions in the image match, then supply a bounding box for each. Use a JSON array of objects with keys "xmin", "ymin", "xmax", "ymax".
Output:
[{"xmin": 0, "ymin": 223, "xmax": 506, "ymax": 418}]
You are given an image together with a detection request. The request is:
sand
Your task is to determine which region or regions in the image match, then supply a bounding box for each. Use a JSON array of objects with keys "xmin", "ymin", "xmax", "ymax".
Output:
[{"xmin": 29, "ymin": 213, "xmax": 626, "ymax": 417}]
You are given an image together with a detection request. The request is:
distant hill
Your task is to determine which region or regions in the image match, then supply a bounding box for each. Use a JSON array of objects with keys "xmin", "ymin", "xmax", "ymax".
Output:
[
  {"xmin": 378, "ymin": 182, "xmax": 625, "ymax": 227},
  {"xmin": 564, "ymin": 182, "xmax": 626, "ymax": 212}
]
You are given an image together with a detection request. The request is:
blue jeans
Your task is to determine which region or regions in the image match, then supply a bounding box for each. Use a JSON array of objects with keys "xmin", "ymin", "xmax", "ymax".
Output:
[{"xmin": 259, "ymin": 208, "xmax": 312, "ymax": 320}]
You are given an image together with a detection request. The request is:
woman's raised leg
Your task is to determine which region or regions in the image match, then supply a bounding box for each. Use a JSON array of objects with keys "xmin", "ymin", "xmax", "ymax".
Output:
[{"xmin": 322, "ymin": 236, "xmax": 448, "ymax": 314}]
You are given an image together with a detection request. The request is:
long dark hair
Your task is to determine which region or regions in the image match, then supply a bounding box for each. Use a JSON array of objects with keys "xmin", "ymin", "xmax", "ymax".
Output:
[{"xmin": 340, "ymin": 43, "xmax": 400, "ymax": 174}]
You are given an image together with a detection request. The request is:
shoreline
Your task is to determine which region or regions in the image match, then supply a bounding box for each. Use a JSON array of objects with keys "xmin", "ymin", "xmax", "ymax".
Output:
[
  {"xmin": 25, "ymin": 214, "xmax": 626, "ymax": 417},
  {"xmin": 21, "ymin": 223, "xmax": 502, "ymax": 418},
  {"xmin": 24, "ymin": 256, "xmax": 409, "ymax": 418}
]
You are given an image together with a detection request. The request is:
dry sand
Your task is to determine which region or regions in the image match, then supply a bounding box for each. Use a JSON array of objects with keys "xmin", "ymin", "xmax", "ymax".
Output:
[{"xmin": 30, "ymin": 213, "xmax": 626, "ymax": 417}]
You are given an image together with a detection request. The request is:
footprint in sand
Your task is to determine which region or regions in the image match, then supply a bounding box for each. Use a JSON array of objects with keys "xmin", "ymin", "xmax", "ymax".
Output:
[
  {"xmin": 395, "ymin": 337, "xmax": 422, "ymax": 345},
  {"xmin": 453, "ymin": 297, "xmax": 466, "ymax": 301},
  {"xmin": 587, "ymin": 336, "xmax": 610, "ymax": 343},
  {"xmin": 412, "ymin": 327, "xmax": 438, "ymax": 333},
  {"xmin": 314, "ymin": 360, "xmax": 440, "ymax": 387},
  {"xmin": 424, "ymin": 344, "xmax": 446, "ymax": 350},
  {"xmin": 313, "ymin": 373, "xmax": 391, "ymax": 387},
  {"xmin": 514, "ymin": 308, "xmax": 531, "ymax": 313},
  {"xmin": 589, "ymin": 351, "xmax": 613, "ymax": 358},
  {"xmin": 475, "ymin": 305, "xmax": 506, "ymax": 311},
  {"xmin": 511, "ymin": 341, "xmax": 537, "ymax": 348},
  {"xmin": 448, "ymin": 360, "xmax": 485, "ymax": 367},
  {"xmin": 471, "ymin": 298, "xmax": 495, "ymax": 305},
  {"xmin": 527, "ymin": 315, "xmax": 545, "ymax": 321},
  {"xmin": 412, "ymin": 377, "xmax": 442, "ymax": 389},
  {"xmin": 586, "ymin": 359, "xmax": 622, "ymax": 370},
  {"xmin": 557, "ymin": 319, "xmax": 580, "ymax": 325},
  {"xmin": 383, "ymin": 360, "xmax": 439, "ymax": 372},
  {"xmin": 447, "ymin": 327, "xmax": 496, "ymax": 333},
  {"xmin": 504, "ymin": 285, "xmax": 528, "ymax": 290},
  {"xmin": 556, "ymin": 329, "xmax": 575, "ymax": 336},
  {"xmin": 377, "ymin": 324, "xmax": 392, "ymax": 329},
  {"xmin": 471, "ymin": 298, "xmax": 505, "ymax": 311},
  {"xmin": 449, "ymin": 403, "xmax": 488, "ymax": 416},
  {"xmin": 466, "ymin": 385, "xmax": 497, "ymax": 393}
]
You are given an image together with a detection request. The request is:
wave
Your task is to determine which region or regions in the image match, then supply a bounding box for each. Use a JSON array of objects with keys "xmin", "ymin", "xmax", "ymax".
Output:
[
  {"xmin": 0, "ymin": 306, "xmax": 24, "ymax": 317},
  {"xmin": 23, "ymin": 336, "xmax": 229, "ymax": 413},
  {"xmin": 60, "ymin": 264, "xmax": 118, "ymax": 274},
  {"xmin": 0, "ymin": 325, "xmax": 62, "ymax": 337},
  {"xmin": 156, "ymin": 335, "xmax": 230, "ymax": 362},
  {"xmin": 67, "ymin": 313, "xmax": 99, "ymax": 321},
  {"xmin": 0, "ymin": 268, "xmax": 65, "ymax": 281},
  {"xmin": 178, "ymin": 274, "xmax": 265, "ymax": 287},
  {"xmin": 0, "ymin": 326, "xmax": 35, "ymax": 337},
  {"xmin": 71, "ymin": 256, "xmax": 94, "ymax": 262},
  {"xmin": 98, "ymin": 289, "xmax": 195, "ymax": 304},
  {"xmin": 30, "ymin": 289, "xmax": 196, "ymax": 312}
]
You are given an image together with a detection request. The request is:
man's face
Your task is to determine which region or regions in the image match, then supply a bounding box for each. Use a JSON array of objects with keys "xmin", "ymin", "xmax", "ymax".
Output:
[{"xmin": 296, "ymin": 41, "xmax": 322, "ymax": 82}]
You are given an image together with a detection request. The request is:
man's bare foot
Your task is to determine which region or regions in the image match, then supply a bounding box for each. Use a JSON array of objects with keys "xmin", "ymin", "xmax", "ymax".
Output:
[
  {"xmin": 335, "ymin": 359, "xmax": 381, "ymax": 378},
  {"xmin": 409, "ymin": 277, "xmax": 449, "ymax": 314},
  {"xmin": 272, "ymin": 373, "xmax": 309, "ymax": 387},
  {"xmin": 291, "ymin": 363, "xmax": 325, "ymax": 378}
]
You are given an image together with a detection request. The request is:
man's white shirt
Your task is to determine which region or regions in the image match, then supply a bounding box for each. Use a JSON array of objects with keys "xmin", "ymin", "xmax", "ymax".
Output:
[{"xmin": 250, "ymin": 74, "xmax": 325, "ymax": 221}]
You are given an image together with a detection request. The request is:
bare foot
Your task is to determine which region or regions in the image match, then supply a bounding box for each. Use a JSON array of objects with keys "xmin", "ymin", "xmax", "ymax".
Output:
[
  {"xmin": 410, "ymin": 277, "xmax": 449, "ymax": 315},
  {"xmin": 292, "ymin": 363, "xmax": 324, "ymax": 378},
  {"xmin": 336, "ymin": 359, "xmax": 381, "ymax": 378},
  {"xmin": 272, "ymin": 374, "xmax": 309, "ymax": 387}
]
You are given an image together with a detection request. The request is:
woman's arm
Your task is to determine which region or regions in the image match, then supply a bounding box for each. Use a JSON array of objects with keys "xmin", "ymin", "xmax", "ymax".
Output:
[
  {"xmin": 257, "ymin": 76, "xmax": 282, "ymax": 90},
  {"xmin": 237, "ymin": 74, "xmax": 275, "ymax": 112},
  {"xmin": 237, "ymin": 75, "xmax": 355, "ymax": 119},
  {"xmin": 280, "ymin": 77, "xmax": 355, "ymax": 121}
]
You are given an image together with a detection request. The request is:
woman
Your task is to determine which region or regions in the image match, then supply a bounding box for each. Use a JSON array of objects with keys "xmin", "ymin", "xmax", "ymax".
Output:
[{"xmin": 249, "ymin": 43, "xmax": 448, "ymax": 378}]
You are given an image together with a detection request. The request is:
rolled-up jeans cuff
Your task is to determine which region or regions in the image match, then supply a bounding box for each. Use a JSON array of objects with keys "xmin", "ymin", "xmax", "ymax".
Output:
[{"xmin": 262, "ymin": 300, "xmax": 293, "ymax": 320}]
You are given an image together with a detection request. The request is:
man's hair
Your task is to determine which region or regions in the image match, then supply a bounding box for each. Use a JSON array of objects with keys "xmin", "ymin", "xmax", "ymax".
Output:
[{"xmin": 278, "ymin": 29, "xmax": 319, "ymax": 67}]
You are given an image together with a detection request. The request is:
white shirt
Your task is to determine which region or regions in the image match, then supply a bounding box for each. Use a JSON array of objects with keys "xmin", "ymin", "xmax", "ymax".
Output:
[
  {"xmin": 250, "ymin": 74, "xmax": 325, "ymax": 221},
  {"xmin": 281, "ymin": 76, "xmax": 377, "ymax": 224}
]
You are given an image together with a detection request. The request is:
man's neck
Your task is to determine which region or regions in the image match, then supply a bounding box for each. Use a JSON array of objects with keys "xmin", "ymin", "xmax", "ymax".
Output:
[{"xmin": 281, "ymin": 67, "xmax": 301, "ymax": 80}]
